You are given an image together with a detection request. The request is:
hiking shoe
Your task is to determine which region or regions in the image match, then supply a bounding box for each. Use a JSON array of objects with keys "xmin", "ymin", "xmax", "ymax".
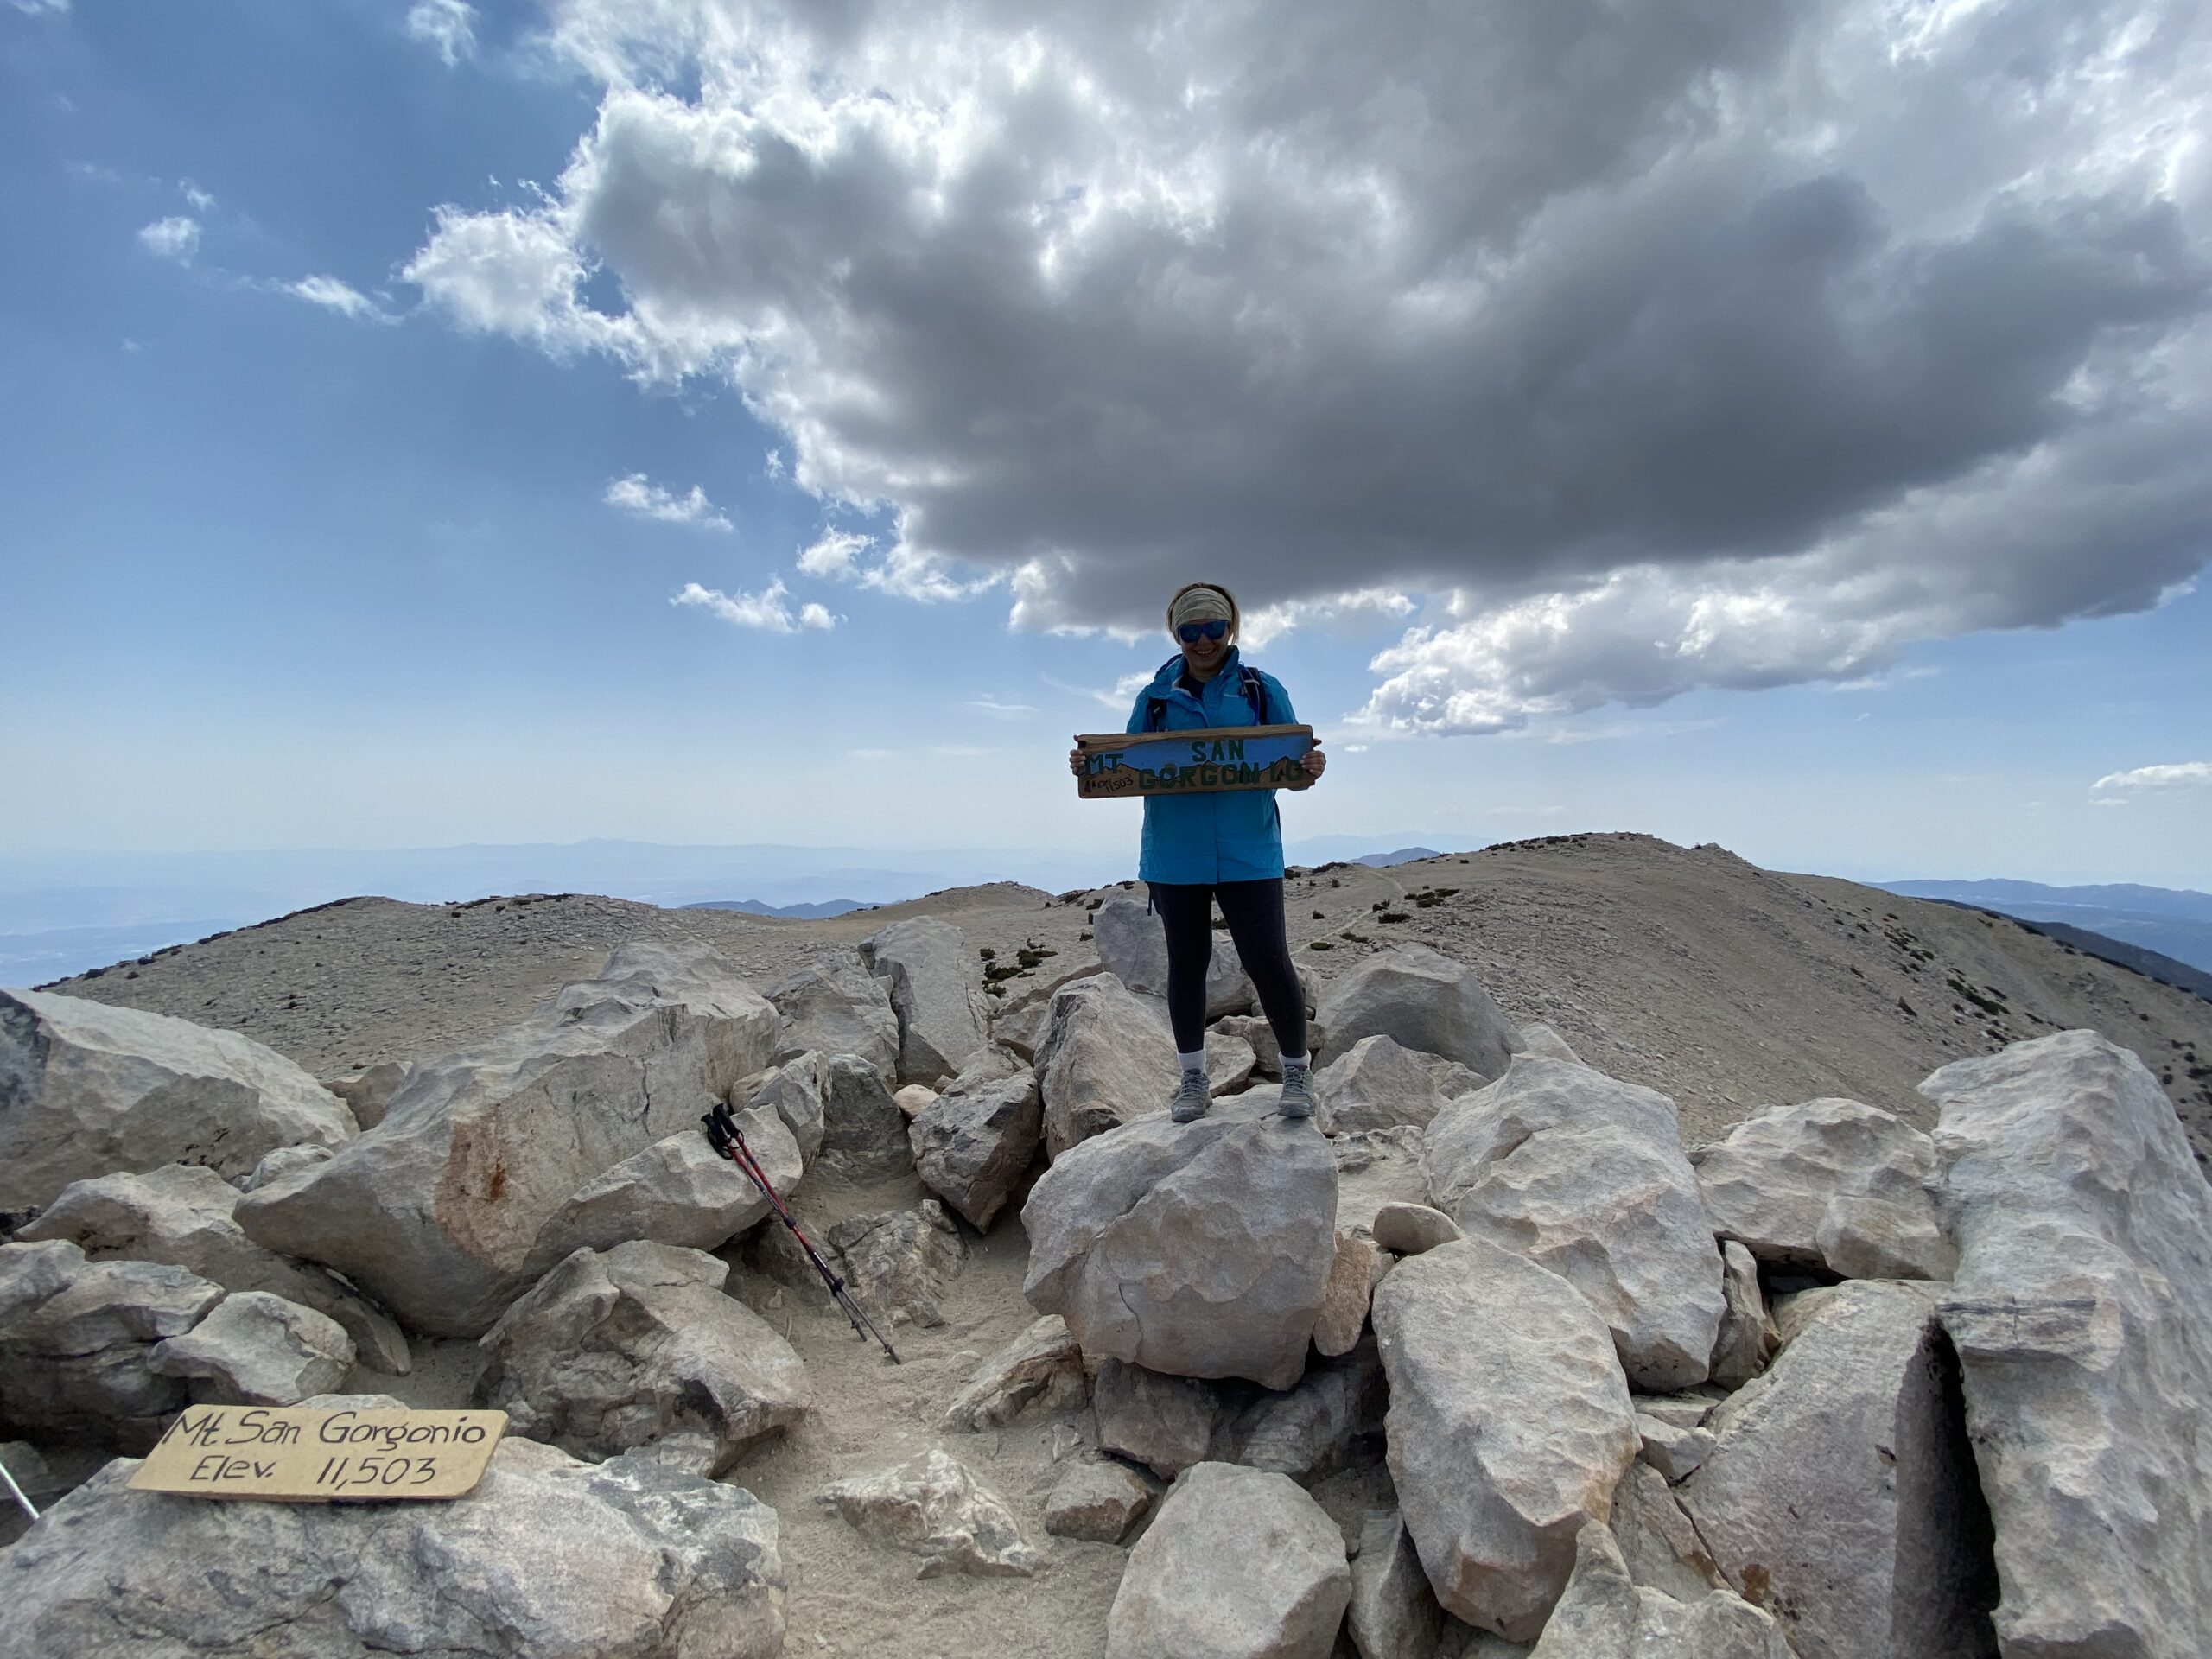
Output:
[
  {"xmin": 1278, "ymin": 1062, "xmax": 1316, "ymax": 1120},
  {"xmin": 1170, "ymin": 1068, "xmax": 1211, "ymax": 1123}
]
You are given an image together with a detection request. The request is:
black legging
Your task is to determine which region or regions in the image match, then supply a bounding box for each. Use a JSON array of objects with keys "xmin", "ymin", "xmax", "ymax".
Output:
[{"xmin": 1149, "ymin": 879, "xmax": 1308, "ymax": 1059}]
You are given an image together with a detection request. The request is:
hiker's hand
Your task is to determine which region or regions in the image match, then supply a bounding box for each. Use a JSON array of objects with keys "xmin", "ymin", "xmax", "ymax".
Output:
[
  {"xmin": 1300, "ymin": 742, "xmax": 1326, "ymax": 785},
  {"xmin": 1068, "ymin": 743, "xmax": 1085, "ymax": 778}
]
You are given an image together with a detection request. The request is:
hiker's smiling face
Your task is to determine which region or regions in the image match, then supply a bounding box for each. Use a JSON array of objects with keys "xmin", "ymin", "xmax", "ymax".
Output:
[
  {"xmin": 1179, "ymin": 620, "xmax": 1230, "ymax": 677},
  {"xmin": 1169, "ymin": 586, "xmax": 1236, "ymax": 679}
]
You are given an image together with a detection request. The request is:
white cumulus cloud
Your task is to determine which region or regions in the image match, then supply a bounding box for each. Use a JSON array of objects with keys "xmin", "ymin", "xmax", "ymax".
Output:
[
  {"xmin": 404, "ymin": 0, "xmax": 2212, "ymax": 727},
  {"xmin": 605, "ymin": 474, "xmax": 733, "ymax": 531},
  {"xmin": 137, "ymin": 216, "xmax": 200, "ymax": 264},
  {"xmin": 673, "ymin": 578, "xmax": 834, "ymax": 632}
]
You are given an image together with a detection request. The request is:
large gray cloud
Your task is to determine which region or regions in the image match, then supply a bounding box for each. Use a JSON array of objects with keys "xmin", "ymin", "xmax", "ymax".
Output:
[{"xmin": 406, "ymin": 0, "xmax": 2212, "ymax": 729}]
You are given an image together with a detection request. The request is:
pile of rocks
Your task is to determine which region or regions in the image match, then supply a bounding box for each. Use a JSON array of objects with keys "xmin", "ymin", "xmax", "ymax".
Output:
[{"xmin": 4, "ymin": 906, "xmax": 2208, "ymax": 1659}]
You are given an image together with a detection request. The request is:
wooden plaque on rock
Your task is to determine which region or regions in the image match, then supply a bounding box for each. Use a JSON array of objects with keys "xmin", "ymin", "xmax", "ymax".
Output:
[
  {"xmin": 128, "ymin": 1405, "xmax": 508, "ymax": 1503},
  {"xmin": 1075, "ymin": 722, "xmax": 1316, "ymax": 800}
]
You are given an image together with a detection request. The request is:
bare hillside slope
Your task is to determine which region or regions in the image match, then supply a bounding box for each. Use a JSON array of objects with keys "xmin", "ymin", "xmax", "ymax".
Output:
[{"xmin": 41, "ymin": 833, "xmax": 2210, "ymax": 1164}]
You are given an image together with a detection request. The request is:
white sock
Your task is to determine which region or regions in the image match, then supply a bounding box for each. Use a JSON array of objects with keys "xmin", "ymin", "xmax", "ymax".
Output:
[
  {"xmin": 1177, "ymin": 1049, "xmax": 1206, "ymax": 1072},
  {"xmin": 1281, "ymin": 1052, "xmax": 1310, "ymax": 1071}
]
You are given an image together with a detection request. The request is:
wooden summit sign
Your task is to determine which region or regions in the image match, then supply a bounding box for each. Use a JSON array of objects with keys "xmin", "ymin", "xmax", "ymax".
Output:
[
  {"xmin": 1075, "ymin": 722, "xmax": 1315, "ymax": 800},
  {"xmin": 129, "ymin": 1405, "xmax": 507, "ymax": 1503}
]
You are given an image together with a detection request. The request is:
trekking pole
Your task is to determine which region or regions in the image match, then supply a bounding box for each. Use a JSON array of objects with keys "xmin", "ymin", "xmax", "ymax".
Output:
[
  {"xmin": 702, "ymin": 1102, "xmax": 900, "ymax": 1363},
  {"xmin": 0, "ymin": 1455, "xmax": 37, "ymax": 1526}
]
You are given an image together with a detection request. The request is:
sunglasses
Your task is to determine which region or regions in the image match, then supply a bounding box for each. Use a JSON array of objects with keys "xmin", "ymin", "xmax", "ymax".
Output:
[{"xmin": 1178, "ymin": 619, "xmax": 1230, "ymax": 644}]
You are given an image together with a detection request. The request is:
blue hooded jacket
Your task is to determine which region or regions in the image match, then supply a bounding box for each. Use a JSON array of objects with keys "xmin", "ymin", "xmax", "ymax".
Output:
[{"xmin": 1126, "ymin": 646, "xmax": 1300, "ymax": 885}]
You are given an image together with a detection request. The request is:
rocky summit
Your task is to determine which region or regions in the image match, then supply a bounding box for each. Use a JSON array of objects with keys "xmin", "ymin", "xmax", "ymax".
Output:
[{"xmin": 4, "ymin": 834, "xmax": 2209, "ymax": 1656}]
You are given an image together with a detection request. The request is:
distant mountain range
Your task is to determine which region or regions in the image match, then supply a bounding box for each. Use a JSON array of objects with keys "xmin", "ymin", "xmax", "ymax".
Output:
[
  {"xmin": 680, "ymin": 899, "xmax": 873, "ymax": 919},
  {"xmin": 1878, "ymin": 878, "xmax": 2212, "ymax": 989}
]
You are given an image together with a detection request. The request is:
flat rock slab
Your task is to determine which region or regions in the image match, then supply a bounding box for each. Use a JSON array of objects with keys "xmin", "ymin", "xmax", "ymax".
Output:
[
  {"xmin": 818, "ymin": 1447, "xmax": 1042, "ymax": 1578},
  {"xmin": 1023, "ymin": 1101, "xmax": 1338, "ymax": 1389},
  {"xmin": 1425, "ymin": 1057, "xmax": 1725, "ymax": 1390},
  {"xmin": 1677, "ymin": 1279, "xmax": 1998, "ymax": 1659},
  {"xmin": 0, "ymin": 1238, "xmax": 224, "ymax": 1452},
  {"xmin": 149, "ymin": 1289, "xmax": 353, "ymax": 1406},
  {"xmin": 1, "ymin": 1433, "xmax": 787, "ymax": 1659},
  {"xmin": 1107, "ymin": 1461, "xmax": 1351, "ymax": 1659},
  {"xmin": 17, "ymin": 1161, "xmax": 409, "ymax": 1374},
  {"xmin": 1923, "ymin": 1028, "xmax": 2212, "ymax": 1659},
  {"xmin": 1371, "ymin": 1237, "xmax": 1637, "ymax": 1642},
  {"xmin": 1, "ymin": 987, "xmax": 356, "ymax": 1224},
  {"xmin": 477, "ymin": 1240, "xmax": 810, "ymax": 1473},
  {"xmin": 1693, "ymin": 1096, "xmax": 1953, "ymax": 1281}
]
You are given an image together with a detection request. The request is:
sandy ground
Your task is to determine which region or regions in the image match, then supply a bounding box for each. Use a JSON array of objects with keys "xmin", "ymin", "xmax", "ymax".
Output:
[{"xmin": 27, "ymin": 831, "xmax": 2212, "ymax": 1656}]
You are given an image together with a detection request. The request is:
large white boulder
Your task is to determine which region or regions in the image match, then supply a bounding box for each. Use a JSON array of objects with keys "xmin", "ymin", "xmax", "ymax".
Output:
[
  {"xmin": 1923, "ymin": 1029, "xmax": 2212, "ymax": 1659},
  {"xmin": 1677, "ymin": 1280, "xmax": 1997, "ymax": 1659},
  {"xmin": 1317, "ymin": 1035, "xmax": 1449, "ymax": 1135},
  {"xmin": 1371, "ymin": 1237, "xmax": 1638, "ymax": 1642},
  {"xmin": 1692, "ymin": 1096, "xmax": 1955, "ymax": 1281},
  {"xmin": 766, "ymin": 951, "xmax": 900, "ymax": 1087},
  {"xmin": 1037, "ymin": 972, "xmax": 1180, "ymax": 1159},
  {"xmin": 1092, "ymin": 893, "xmax": 1257, "ymax": 1018},
  {"xmin": 1426, "ymin": 1058, "xmax": 1725, "ymax": 1390},
  {"xmin": 17, "ymin": 1162, "xmax": 410, "ymax": 1372},
  {"xmin": 477, "ymin": 1240, "xmax": 810, "ymax": 1473},
  {"xmin": 235, "ymin": 944, "xmax": 773, "ymax": 1337},
  {"xmin": 910, "ymin": 1066, "xmax": 1043, "ymax": 1229},
  {"xmin": 0, "ymin": 1237, "xmax": 224, "ymax": 1451},
  {"xmin": 1106, "ymin": 1462, "xmax": 1352, "ymax": 1659},
  {"xmin": 1313, "ymin": 945, "xmax": 1520, "ymax": 1077},
  {"xmin": 519, "ymin": 1106, "xmax": 803, "ymax": 1281},
  {"xmin": 3, "ymin": 1424, "xmax": 787, "ymax": 1659},
  {"xmin": 588, "ymin": 940, "xmax": 781, "ymax": 1098},
  {"xmin": 0, "ymin": 988, "xmax": 355, "ymax": 1224},
  {"xmin": 859, "ymin": 917, "xmax": 992, "ymax": 1084},
  {"xmin": 1023, "ymin": 1100, "xmax": 1337, "ymax": 1389}
]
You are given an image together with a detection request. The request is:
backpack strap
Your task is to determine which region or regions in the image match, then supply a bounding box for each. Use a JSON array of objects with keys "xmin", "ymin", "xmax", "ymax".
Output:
[{"xmin": 1146, "ymin": 661, "xmax": 1270, "ymax": 729}]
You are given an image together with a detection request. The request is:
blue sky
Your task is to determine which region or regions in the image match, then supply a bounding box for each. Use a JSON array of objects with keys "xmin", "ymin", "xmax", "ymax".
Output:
[{"xmin": 3, "ymin": 0, "xmax": 2208, "ymax": 895}]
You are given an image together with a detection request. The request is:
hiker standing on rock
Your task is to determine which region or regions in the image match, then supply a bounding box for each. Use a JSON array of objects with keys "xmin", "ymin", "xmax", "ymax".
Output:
[{"xmin": 1068, "ymin": 582, "xmax": 1326, "ymax": 1123}]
